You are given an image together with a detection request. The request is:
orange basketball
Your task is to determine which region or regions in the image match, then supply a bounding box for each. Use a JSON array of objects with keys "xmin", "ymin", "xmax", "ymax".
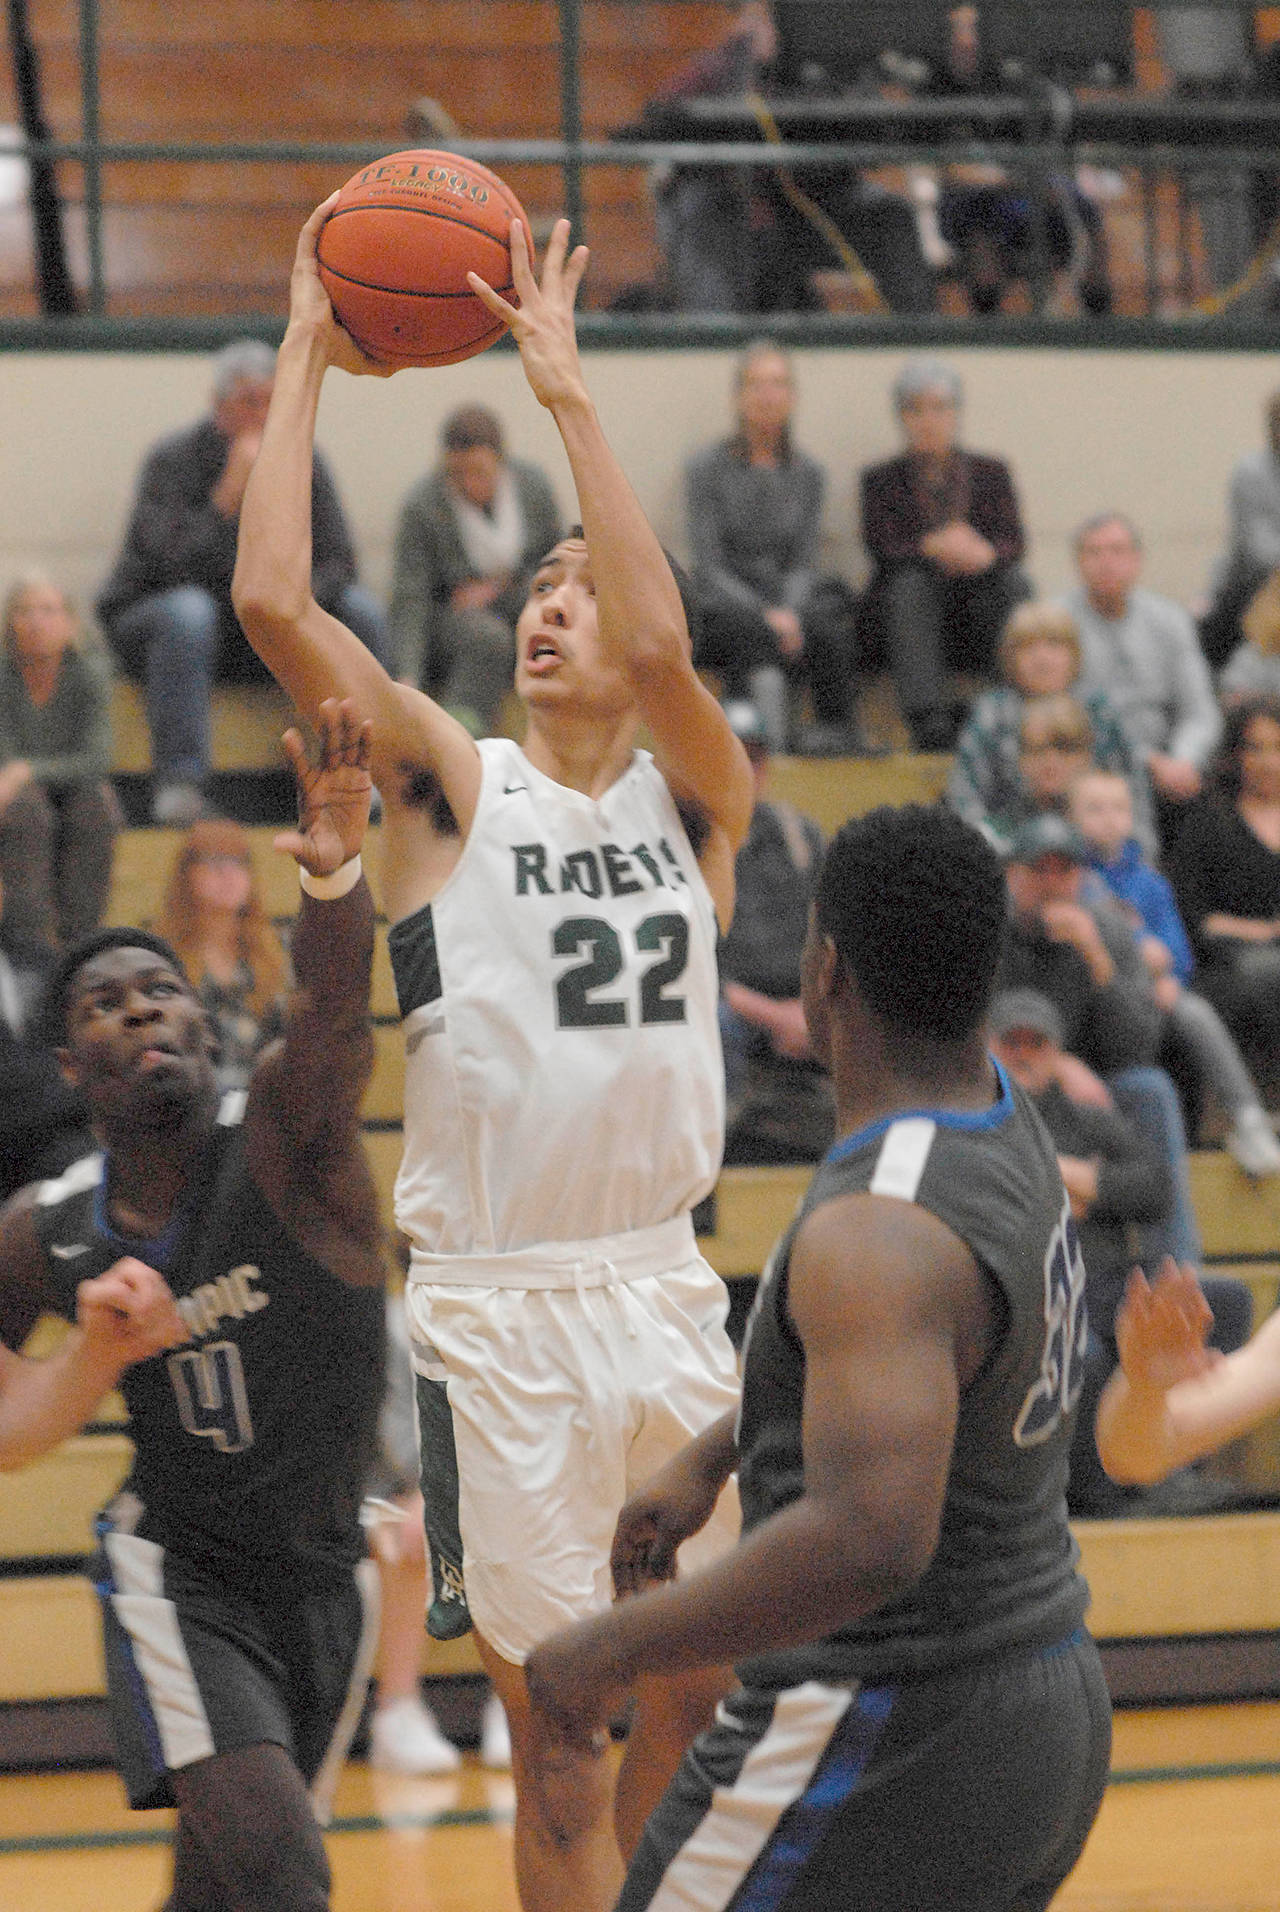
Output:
[{"xmin": 316, "ymin": 149, "xmax": 532, "ymax": 368}]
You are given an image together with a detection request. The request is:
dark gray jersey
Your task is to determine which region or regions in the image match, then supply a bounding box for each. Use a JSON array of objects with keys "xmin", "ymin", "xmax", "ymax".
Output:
[
  {"xmin": 33, "ymin": 1118, "xmax": 384, "ymax": 1597},
  {"xmin": 735, "ymin": 1063, "xmax": 1090, "ymax": 1689}
]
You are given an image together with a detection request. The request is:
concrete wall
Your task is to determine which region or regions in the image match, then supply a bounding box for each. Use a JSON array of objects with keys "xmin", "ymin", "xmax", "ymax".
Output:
[{"xmin": 2, "ymin": 342, "xmax": 1276, "ymax": 627}]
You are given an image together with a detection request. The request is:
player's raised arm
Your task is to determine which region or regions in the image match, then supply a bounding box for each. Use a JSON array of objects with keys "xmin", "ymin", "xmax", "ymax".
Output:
[
  {"xmin": 469, "ymin": 221, "xmax": 754, "ymax": 901},
  {"xmin": 246, "ymin": 699, "xmax": 385, "ymax": 1287},
  {"xmin": 1097, "ymin": 1262, "xmax": 1280, "ymax": 1483},
  {"xmin": 232, "ymin": 200, "xmax": 482, "ymax": 827}
]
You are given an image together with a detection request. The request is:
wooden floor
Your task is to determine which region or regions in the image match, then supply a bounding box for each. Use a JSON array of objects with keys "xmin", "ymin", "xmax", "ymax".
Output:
[{"xmin": 2, "ymin": 1704, "xmax": 1279, "ymax": 1911}]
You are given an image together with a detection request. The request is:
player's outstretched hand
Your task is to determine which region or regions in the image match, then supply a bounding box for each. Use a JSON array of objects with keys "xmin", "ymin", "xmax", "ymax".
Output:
[
  {"xmin": 275, "ymin": 697, "xmax": 374, "ymax": 877},
  {"xmin": 77, "ymin": 1258, "xmax": 188, "ymax": 1370},
  {"xmin": 611, "ymin": 1446, "xmax": 724, "ymax": 1599},
  {"xmin": 1114, "ymin": 1260, "xmax": 1221, "ymax": 1396},
  {"xmin": 467, "ymin": 217, "xmax": 590, "ymax": 412},
  {"xmin": 525, "ymin": 1620, "xmax": 626, "ymax": 1760},
  {"xmin": 291, "ymin": 199, "xmax": 397, "ymax": 378}
]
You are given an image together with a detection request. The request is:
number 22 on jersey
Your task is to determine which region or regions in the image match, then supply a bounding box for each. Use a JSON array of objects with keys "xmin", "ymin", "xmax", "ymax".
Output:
[{"xmin": 553, "ymin": 911, "xmax": 689, "ymax": 1028}]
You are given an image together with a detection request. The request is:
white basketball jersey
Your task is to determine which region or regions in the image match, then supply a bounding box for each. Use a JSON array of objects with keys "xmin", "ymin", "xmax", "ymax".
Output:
[{"xmin": 389, "ymin": 738, "xmax": 725, "ymax": 1258}]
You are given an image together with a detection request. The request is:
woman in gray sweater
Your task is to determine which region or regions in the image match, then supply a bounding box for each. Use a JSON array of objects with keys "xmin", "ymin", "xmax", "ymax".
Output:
[
  {"xmin": 685, "ymin": 342, "xmax": 863, "ymax": 755},
  {"xmin": 0, "ymin": 573, "xmax": 120, "ymax": 948}
]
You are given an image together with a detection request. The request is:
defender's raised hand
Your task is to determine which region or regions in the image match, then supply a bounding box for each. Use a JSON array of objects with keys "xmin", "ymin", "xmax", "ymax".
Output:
[
  {"xmin": 275, "ymin": 696, "xmax": 374, "ymax": 877},
  {"xmin": 1114, "ymin": 1261, "xmax": 1220, "ymax": 1396}
]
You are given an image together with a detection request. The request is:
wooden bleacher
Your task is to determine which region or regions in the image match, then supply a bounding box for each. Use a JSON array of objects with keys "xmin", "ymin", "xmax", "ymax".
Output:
[{"xmin": 109, "ymin": 679, "xmax": 296, "ymax": 780}]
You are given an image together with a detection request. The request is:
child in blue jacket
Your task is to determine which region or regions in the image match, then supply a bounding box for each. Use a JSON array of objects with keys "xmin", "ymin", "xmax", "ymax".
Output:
[{"xmin": 1070, "ymin": 769, "xmax": 1280, "ymax": 1177}]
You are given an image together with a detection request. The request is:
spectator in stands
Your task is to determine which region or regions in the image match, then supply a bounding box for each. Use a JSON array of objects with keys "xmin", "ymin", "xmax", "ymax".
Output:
[
  {"xmin": 1063, "ymin": 512, "xmax": 1221, "ymax": 844},
  {"xmin": 987, "ymin": 988, "xmax": 1252, "ymax": 1519},
  {"xmin": 1154, "ymin": 6, "xmax": 1260, "ymax": 310},
  {"xmin": 97, "ymin": 339, "xmax": 390, "ymax": 826},
  {"xmin": 1220, "ymin": 565, "xmax": 1280, "ymax": 705},
  {"xmin": 998, "ymin": 813, "xmax": 1202, "ymax": 1272},
  {"xmin": 1070, "ymin": 767, "xmax": 1280, "ymax": 1179},
  {"xmin": 947, "ymin": 601, "xmax": 1155, "ymax": 857},
  {"xmin": 1000, "ymin": 814, "xmax": 1159, "ymax": 1079},
  {"xmin": 717, "ymin": 702, "xmax": 834, "ymax": 1163},
  {"xmin": 1014, "ymin": 690, "xmax": 1097, "ymax": 814},
  {"xmin": 986, "ymin": 988, "xmax": 1173, "ymax": 1516},
  {"xmin": 387, "ymin": 403, "xmax": 562, "ymax": 738},
  {"xmin": 926, "ymin": 4, "xmax": 1112, "ymax": 317},
  {"xmin": 685, "ymin": 342, "xmax": 865, "ymax": 755},
  {"xmin": 859, "ymin": 357, "xmax": 1031, "ymax": 752},
  {"xmin": 642, "ymin": 1, "xmax": 936, "ymax": 316},
  {"xmin": 0, "ymin": 573, "xmax": 120, "ymax": 951},
  {"xmin": 0, "ymin": 867, "xmax": 92, "ymax": 1203},
  {"xmin": 1166, "ymin": 694, "xmax": 1280, "ymax": 1089},
  {"xmin": 1203, "ymin": 393, "xmax": 1280, "ymax": 669},
  {"xmin": 154, "ymin": 818, "xmax": 290, "ymax": 1095}
]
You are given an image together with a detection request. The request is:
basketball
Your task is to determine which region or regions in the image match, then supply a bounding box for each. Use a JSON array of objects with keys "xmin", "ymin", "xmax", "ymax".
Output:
[{"xmin": 316, "ymin": 149, "xmax": 533, "ymax": 368}]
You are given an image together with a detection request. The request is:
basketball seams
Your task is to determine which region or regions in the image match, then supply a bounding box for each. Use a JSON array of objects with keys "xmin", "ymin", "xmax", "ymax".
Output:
[
  {"xmin": 321, "ymin": 199, "xmax": 526, "ymax": 255},
  {"xmin": 317, "ymin": 262, "xmax": 516, "ymax": 304}
]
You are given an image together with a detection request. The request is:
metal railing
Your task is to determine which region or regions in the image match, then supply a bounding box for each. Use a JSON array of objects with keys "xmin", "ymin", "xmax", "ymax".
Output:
[{"xmin": 4, "ymin": 0, "xmax": 1280, "ymax": 348}]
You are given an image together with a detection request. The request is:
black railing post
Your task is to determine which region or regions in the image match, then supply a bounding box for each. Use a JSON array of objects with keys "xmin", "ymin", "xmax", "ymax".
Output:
[
  {"xmin": 557, "ymin": 0, "xmax": 585, "ymax": 243},
  {"xmin": 5, "ymin": 0, "xmax": 77, "ymax": 312},
  {"xmin": 78, "ymin": 0, "xmax": 105, "ymax": 314}
]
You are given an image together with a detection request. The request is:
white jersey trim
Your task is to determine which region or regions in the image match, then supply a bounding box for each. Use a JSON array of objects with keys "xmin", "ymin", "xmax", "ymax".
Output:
[
  {"xmin": 35, "ymin": 1152, "xmax": 103, "ymax": 1207},
  {"xmin": 868, "ymin": 1117, "xmax": 937, "ymax": 1203},
  {"xmin": 102, "ymin": 1530, "xmax": 218, "ymax": 1773},
  {"xmin": 647, "ymin": 1682, "xmax": 856, "ymax": 1912}
]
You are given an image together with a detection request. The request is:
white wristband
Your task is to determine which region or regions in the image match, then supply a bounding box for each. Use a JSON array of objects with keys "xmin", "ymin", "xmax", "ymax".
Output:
[{"xmin": 299, "ymin": 854, "xmax": 363, "ymax": 900}]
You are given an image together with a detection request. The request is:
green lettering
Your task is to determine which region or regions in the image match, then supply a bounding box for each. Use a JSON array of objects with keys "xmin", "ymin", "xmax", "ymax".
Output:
[
  {"xmin": 601, "ymin": 843, "xmax": 643, "ymax": 897},
  {"xmin": 514, "ymin": 843, "xmax": 553, "ymax": 896},
  {"xmin": 561, "ymin": 850, "xmax": 603, "ymax": 899}
]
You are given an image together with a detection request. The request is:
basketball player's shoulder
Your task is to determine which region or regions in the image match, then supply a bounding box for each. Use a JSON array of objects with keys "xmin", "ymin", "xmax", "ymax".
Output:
[
  {"xmin": 0, "ymin": 1178, "xmax": 48, "ymax": 1253},
  {"xmin": 30, "ymin": 1153, "xmax": 104, "ymax": 1216}
]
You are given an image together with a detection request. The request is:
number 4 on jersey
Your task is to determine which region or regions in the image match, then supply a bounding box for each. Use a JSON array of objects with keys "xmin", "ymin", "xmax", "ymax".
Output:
[{"xmin": 167, "ymin": 1340, "xmax": 255, "ymax": 1453}]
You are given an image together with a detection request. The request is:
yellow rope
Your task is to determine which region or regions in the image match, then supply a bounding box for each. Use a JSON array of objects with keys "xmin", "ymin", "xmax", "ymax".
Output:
[
  {"xmin": 746, "ymin": 92, "xmax": 891, "ymax": 312},
  {"xmin": 744, "ymin": 94, "xmax": 1280, "ymax": 320},
  {"xmin": 1189, "ymin": 202, "xmax": 1280, "ymax": 317}
]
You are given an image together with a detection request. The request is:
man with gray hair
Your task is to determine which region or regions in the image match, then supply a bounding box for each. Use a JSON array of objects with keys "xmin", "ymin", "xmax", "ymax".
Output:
[
  {"xmin": 98, "ymin": 339, "xmax": 390, "ymax": 824},
  {"xmin": 1061, "ymin": 511, "xmax": 1220, "ymax": 844},
  {"xmin": 859, "ymin": 357, "xmax": 1030, "ymax": 752}
]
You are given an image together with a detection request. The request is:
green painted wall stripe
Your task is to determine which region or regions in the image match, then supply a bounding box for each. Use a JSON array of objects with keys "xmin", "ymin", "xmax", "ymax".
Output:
[{"xmin": 0, "ymin": 1803, "xmax": 513, "ymax": 1857}]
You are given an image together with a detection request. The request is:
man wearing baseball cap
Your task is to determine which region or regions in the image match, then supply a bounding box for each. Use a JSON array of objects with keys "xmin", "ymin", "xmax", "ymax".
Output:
[
  {"xmin": 1000, "ymin": 816, "xmax": 1160, "ymax": 1079},
  {"xmin": 998, "ymin": 819, "xmax": 1201, "ymax": 1274}
]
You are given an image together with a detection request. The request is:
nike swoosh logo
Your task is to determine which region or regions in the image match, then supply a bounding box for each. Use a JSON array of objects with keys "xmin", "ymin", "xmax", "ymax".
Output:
[
  {"xmin": 51, "ymin": 1242, "xmax": 91, "ymax": 1259},
  {"xmin": 503, "ymin": 782, "xmax": 527, "ymax": 795}
]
